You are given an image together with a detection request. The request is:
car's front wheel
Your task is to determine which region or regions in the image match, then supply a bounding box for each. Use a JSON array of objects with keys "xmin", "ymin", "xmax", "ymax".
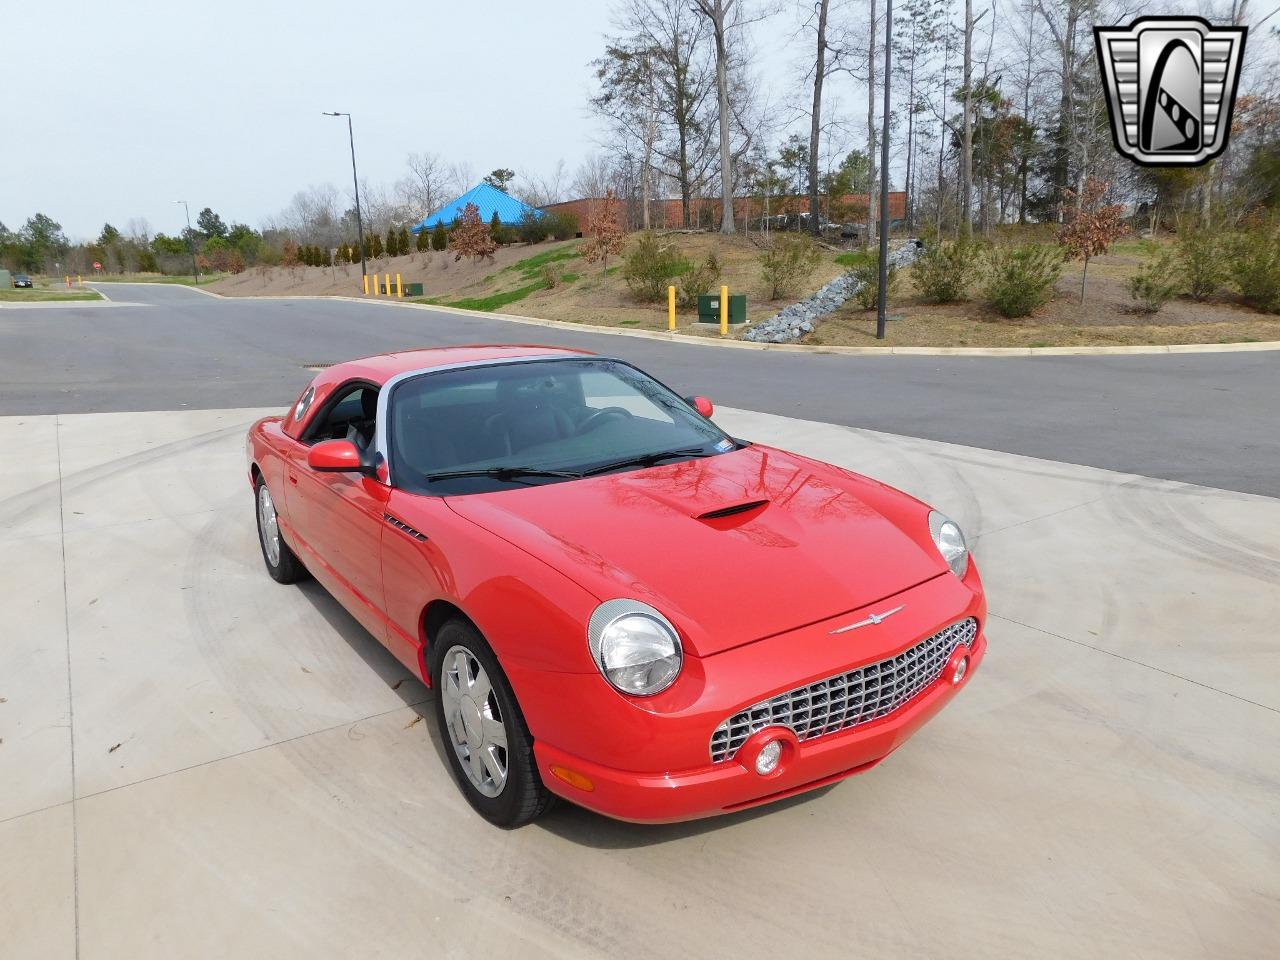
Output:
[
  {"xmin": 254, "ymin": 476, "xmax": 306, "ymax": 584},
  {"xmin": 431, "ymin": 619, "xmax": 552, "ymax": 827}
]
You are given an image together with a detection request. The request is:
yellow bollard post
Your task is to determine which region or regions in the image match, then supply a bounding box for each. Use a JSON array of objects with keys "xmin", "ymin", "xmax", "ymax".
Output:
[
  {"xmin": 363, "ymin": 274, "xmax": 369, "ymax": 296},
  {"xmin": 77, "ymin": 275, "xmax": 83, "ymax": 286},
  {"xmin": 667, "ymin": 285, "xmax": 676, "ymax": 330},
  {"xmin": 719, "ymin": 285, "xmax": 729, "ymax": 337},
  {"xmin": 372, "ymin": 273, "xmax": 380, "ymax": 297},
  {"xmin": 65, "ymin": 275, "xmax": 71, "ymax": 288},
  {"xmin": 396, "ymin": 273, "xmax": 402, "ymax": 298}
]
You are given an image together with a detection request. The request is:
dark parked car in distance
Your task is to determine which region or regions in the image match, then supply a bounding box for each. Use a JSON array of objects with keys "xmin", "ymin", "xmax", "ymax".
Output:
[{"xmin": 12, "ymin": 274, "xmax": 33, "ymax": 288}]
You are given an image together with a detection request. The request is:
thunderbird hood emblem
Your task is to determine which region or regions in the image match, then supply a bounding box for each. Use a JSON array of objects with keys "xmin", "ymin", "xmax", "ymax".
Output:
[{"xmin": 830, "ymin": 605, "xmax": 905, "ymax": 634}]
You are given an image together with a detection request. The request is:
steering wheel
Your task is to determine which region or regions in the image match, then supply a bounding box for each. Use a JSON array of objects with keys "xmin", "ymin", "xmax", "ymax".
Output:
[{"xmin": 576, "ymin": 407, "xmax": 633, "ymax": 434}]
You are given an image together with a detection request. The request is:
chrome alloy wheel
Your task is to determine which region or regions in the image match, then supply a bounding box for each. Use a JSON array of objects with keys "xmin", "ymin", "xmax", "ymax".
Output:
[
  {"xmin": 440, "ymin": 644, "xmax": 509, "ymax": 798},
  {"xmin": 257, "ymin": 484, "xmax": 281, "ymax": 567}
]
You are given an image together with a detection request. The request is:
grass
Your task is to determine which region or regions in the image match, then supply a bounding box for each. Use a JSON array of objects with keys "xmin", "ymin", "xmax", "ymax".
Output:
[
  {"xmin": 497, "ymin": 244, "xmax": 581, "ymax": 283},
  {"xmin": 424, "ymin": 281, "xmax": 548, "ymax": 312},
  {"xmin": 834, "ymin": 250, "xmax": 874, "ymax": 269},
  {"xmin": 0, "ymin": 287, "xmax": 102, "ymax": 302},
  {"xmin": 418, "ymin": 244, "xmax": 587, "ymax": 312}
]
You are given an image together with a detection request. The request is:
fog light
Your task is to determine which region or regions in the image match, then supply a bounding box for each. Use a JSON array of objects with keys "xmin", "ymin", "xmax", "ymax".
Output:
[
  {"xmin": 755, "ymin": 740, "xmax": 782, "ymax": 776},
  {"xmin": 952, "ymin": 655, "xmax": 970, "ymax": 685}
]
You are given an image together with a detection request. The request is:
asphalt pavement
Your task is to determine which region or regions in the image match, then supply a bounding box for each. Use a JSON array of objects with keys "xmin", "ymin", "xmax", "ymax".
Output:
[{"xmin": 1, "ymin": 282, "xmax": 1276, "ymax": 497}]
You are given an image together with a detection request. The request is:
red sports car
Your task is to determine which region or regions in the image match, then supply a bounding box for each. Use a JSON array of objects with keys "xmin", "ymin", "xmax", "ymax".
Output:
[{"xmin": 247, "ymin": 346, "xmax": 985, "ymax": 826}]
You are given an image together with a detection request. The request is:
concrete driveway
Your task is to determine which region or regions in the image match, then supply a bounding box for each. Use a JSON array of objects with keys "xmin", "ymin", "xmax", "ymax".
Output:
[{"xmin": 2, "ymin": 405, "xmax": 1277, "ymax": 958}]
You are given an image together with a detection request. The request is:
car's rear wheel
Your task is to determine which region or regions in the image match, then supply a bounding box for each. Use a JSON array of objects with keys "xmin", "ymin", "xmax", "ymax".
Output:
[
  {"xmin": 431, "ymin": 619, "xmax": 553, "ymax": 827},
  {"xmin": 254, "ymin": 477, "xmax": 306, "ymax": 584}
]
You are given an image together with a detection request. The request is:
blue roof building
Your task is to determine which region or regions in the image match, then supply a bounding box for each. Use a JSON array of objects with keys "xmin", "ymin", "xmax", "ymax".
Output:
[{"xmin": 410, "ymin": 183, "xmax": 542, "ymax": 232}]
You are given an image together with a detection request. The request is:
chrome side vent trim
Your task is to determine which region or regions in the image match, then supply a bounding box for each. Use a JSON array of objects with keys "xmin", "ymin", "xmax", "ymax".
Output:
[
  {"xmin": 696, "ymin": 499, "xmax": 769, "ymax": 520},
  {"xmin": 383, "ymin": 514, "xmax": 427, "ymax": 541}
]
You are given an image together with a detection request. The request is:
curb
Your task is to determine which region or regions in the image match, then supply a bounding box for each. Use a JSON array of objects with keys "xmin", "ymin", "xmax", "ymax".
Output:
[{"xmin": 183, "ymin": 286, "xmax": 1280, "ymax": 358}]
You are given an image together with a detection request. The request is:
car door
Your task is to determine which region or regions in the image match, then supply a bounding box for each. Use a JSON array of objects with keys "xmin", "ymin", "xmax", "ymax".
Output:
[{"xmin": 283, "ymin": 382, "xmax": 390, "ymax": 641}]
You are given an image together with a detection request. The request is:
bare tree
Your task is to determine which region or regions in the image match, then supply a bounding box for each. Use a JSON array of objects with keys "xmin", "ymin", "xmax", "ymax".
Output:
[
  {"xmin": 125, "ymin": 217, "xmax": 152, "ymax": 244},
  {"xmin": 517, "ymin": 160, "xmax": 571, "ymax": 209},
  {"xmin": 867, "ymin": 0, "xmax": 878, "ymax": 243},
  {"xmin": 444, "ymin": 161, "xmax": 475, "ymax": 197},
  {"xmin": 961, "ymin": 0, "xmax": 974, "ymax": 237},
  {"xmin": 805, "ymin": 1, "xmax": 833, "ymax": 235},
  {"xmin": 692, "ymin": 0, "xmax": 741, "ymax": 233},
  {"xmin": 397, "ymin": 152, "xmax": 449, "ymax": 220},
  {"xmin": 595, "ymin": 0, "xmax": 716, "ymax": 227}
]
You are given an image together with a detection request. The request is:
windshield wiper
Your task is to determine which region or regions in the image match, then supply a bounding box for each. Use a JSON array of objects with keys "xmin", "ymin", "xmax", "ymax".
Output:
[
  {"xmin": 424, "ymin": 466, "xmax": 583, "ymax": 483},
  {"xmin": 581, "ymin": 446, "xmax": 718, "ymax": 477}
]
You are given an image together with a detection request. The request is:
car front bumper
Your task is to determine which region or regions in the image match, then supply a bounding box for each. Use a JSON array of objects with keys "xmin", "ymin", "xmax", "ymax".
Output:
[
  {"xmin": 533, "ymin": 627, "xmax": 984, "ymax": 823},
  {"xmin": 521, "ymin": 568, "xmax": 986, "ymax": 823}
]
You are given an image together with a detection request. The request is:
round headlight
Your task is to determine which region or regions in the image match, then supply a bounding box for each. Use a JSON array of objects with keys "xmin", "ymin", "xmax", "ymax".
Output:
[
  {"xmin": 588, "ymin": 600, "xmax": 683, "ymax": 696},
  {"xmin": 928, "ymin": 511, "xmax": 969, "ymax": 578}
]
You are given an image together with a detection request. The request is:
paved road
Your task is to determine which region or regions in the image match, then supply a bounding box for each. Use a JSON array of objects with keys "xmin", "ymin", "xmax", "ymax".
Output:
[{"xmin": 1, "ymin": 282, "xmax": 1276, "ymax": 497}]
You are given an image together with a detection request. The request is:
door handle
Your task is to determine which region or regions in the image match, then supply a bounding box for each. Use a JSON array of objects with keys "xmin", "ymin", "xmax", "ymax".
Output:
[{"xmin": 288, "ymin": 473, "xmax": 298, "ymax": 485}]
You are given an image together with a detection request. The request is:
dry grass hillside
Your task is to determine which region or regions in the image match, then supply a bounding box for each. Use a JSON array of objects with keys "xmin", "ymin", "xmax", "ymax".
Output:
[
  {"xmin": 816, "ymin": 236, "xmax": 1280, "ymax": 348},
  {"xmin": 206, "ymin": 229, "xmax": 1280, "ymax": 348},
  {"xmin": 206, "ymin": 240, "xmax": 582, "ymax": 300},
  {"xmin": 482, "ymin": 233, "xmax": 847, "ymax": 330}
]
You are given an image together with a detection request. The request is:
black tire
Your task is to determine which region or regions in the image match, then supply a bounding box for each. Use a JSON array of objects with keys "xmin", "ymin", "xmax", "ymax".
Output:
[
  {"xmin": 430, "ymin": 619, "xmax": 553, "ymax": 828},
  {"xmin": 254, "ymin": 475, "xmax": 307, "ymax": 584}
]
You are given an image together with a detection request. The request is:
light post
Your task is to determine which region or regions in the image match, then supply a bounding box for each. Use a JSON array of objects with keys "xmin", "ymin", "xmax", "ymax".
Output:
[
  {"xmin": 323, "ymin": 111, "xmax": 367, "ymax": 278},
  {"xmin": 173, "ymin": 200, "xmax": 199, "ymax": 284},
  {"xmin": 875, "ymin": 0, "xmax": 893, "ymax": 340}
]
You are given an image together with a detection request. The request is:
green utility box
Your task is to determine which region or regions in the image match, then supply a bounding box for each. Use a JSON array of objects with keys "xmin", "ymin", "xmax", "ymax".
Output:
[
  {"xmin": 697, "ymin": 293, "xmax": 747, "ymax": 324},
  {"xmin": 379, "ymin": 280, "xmax": 423, "ymax": 297}
]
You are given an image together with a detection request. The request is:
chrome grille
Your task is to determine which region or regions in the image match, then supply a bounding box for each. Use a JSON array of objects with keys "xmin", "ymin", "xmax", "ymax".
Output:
[{"xmin": 709, "ymin": 618, "xmax": 978, "ymax": 763}]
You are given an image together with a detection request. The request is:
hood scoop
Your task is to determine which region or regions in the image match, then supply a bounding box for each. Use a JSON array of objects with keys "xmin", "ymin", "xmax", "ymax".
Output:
[{"xmin": 695, "ymin": 499, "xmax": 770, "ymax": 521}]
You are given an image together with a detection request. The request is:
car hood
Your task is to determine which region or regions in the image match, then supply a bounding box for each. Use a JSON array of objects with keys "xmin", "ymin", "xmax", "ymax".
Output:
[{"xmin": 444, "ymin": 445, "xmax": 947, "ymax": 656}]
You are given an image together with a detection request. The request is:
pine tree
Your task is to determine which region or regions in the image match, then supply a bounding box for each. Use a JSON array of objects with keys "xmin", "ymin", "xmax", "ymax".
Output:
[
  {"xmin": 399, "ymin": 226, "xmax": 411, "ymax": 257},
  {"xmin": 370, "ymin": 232, "xmax": 384, "ymax": 259},
  {"xmin": 431, "ymin": 222, "xmax": 447, "ymax": 251},
  {"xmin": 415, "ymin": 228, "xmax": 430, "ymax": 252},
  {"xmin": 385, "ymin": 228, "xmax": 397, "ymax": 257},
  {"xmin": 490, "ymin": 211, "xmax": 504, "ymax": 247}
]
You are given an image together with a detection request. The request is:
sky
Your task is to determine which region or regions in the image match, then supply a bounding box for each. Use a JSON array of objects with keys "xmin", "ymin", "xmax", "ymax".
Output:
[{"xmin": 1, "ymin": 0, "xmax": 647, "ymax": 240}]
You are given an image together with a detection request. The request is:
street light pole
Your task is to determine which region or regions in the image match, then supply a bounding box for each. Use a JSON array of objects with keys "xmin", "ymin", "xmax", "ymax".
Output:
[
  {"xmin": 174, "ymin": 199, "xmax": 198, "ymax": 284},
  {"xmin": 875, "ymin": 0, "xmax": 893, "ymax": 340},
  {"xmin": 324, "ymin": 111, "xmax": 367, "ymax": 278}
]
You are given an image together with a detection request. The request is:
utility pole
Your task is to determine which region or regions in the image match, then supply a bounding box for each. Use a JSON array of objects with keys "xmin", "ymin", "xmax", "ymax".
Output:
[
  {"xmin": 324, "ymin": 112, "xmax": 367, "ymax": 277},
  {"xmin": 876, "ymin": 0, "xmax": 894, "ymax": 339},
  {"xmin": 173, "ymin": 200, "xmax": 198, "ymax": 283}
]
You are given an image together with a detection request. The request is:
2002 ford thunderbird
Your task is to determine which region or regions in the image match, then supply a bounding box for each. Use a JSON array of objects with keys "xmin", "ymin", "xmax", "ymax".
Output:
[{"xmin": 247, "ymin": 346, "xmax": 986, "ymax": 826}]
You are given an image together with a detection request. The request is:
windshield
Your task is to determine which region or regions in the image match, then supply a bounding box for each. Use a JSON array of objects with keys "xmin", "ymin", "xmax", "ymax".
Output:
[{"xmin": 388, "ymin": 358, "xmax": 736, "ymax": 494}]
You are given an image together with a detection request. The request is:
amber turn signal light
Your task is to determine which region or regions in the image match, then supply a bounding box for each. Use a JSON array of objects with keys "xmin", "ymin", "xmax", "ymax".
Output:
[{"xmin": 550, "ymin": 765, "xmax": 595, "ymax": 792}]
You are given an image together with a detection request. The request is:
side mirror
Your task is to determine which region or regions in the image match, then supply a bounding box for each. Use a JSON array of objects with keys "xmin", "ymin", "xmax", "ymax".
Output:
[
  {"xmin": 307, "ymin": 439, "xmax": 375, "ymax": 475},
  {"xmin": 687, "ymin": 396, "xmax": 714, "ymax": 418}
]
